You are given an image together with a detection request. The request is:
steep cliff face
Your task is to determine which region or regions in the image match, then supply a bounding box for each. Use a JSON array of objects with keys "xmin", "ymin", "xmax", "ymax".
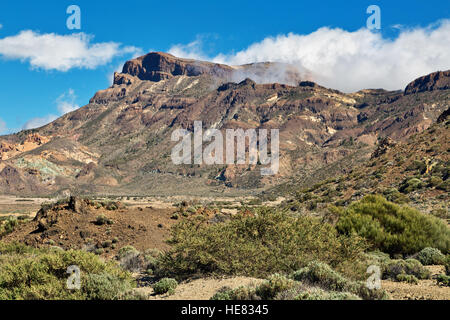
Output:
[
  {"xmin": 120, "ymin": 52, "xmax": 234, "ymax": 83},
  {"xmin": 404, "ymin": 70, "xmax": 450, "ymax": 95},
  {"xmin": 0, "ymin": 52, "xmax": 448, "ymax": 197}
]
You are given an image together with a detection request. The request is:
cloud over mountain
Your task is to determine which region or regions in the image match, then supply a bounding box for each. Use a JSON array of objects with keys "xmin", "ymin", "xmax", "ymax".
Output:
[{"xmin": 169, "ymin": 20, "xmax": 450, "ymax": 92}]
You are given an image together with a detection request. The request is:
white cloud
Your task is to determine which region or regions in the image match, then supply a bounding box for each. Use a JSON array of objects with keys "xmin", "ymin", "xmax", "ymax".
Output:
[
  {"xmin": 0, "ymin": 30, "xmax": 142, "ymax": 71},
  {"xmin": 169, "ymin": 20, "xmax": 450, "ymax": 92},
  {"xmin": 0, "ymin": 24, "xmax": 3, "ymax": 30},
  {"xmin": 22, "ymin": 89, "xmax": 83, "ymax": 130},
  {"xmin": 22, "ymin": 115, "xmax": 58, "ymax": 130},
  {"xmin": 0, "ymin": 118, "xmax": 7, "ymax": 134},
  {"xmin": 169, "ymin": 38, "xmax": 211, "ymax": 61},
  {"xmin": 56, "ymin": 89, "xmax": 79, "ymax": 114}
]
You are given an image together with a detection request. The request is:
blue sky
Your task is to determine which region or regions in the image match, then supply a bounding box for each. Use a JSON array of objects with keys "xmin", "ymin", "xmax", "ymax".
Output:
[{"xmin": 0, "ymin": 0, "xmax": 449, "ymax": 134}]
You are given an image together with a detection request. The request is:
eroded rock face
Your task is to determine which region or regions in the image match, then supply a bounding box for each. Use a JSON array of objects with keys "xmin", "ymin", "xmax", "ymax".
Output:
[
  {"xmin": 119, "ymin": 52, "xmax": 234, "ymax": 83},
  {"xmin": 404, "ymin": 70, "xmax": 450, "ymax": 95}
]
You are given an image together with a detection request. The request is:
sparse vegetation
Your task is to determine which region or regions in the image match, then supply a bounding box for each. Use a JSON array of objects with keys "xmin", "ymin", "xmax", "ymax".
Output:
[
  {"xmin": 382, "ymin": 259, "xmax": 431, "ymax": 280},
  {"xmin": 153, "ymin": 278, "xmax": 178, "ymax": 295},
  {"xmin": 292, "ymin": 261, "xmax": 388, "ymax": 300},
  {"xmin": 95, "ymin": 215, "xmax": 114, "ymax": 226}
]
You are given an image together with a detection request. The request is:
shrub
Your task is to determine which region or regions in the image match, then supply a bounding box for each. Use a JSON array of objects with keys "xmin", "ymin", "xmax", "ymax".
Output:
[
  {"xmin": 211, "ymin": 286, "xmax": 259, "ymax": 300},
  {"xmin": 158, "ymin": 208, "xmax": 367, "ymax": 279},
  {"xmin": 292, "ymin": 261, "xmax": 388, "ymax": 300},
  {"xmin": 143, "ymin": 249, "xmax": 162, "ymax": 274},
  {"xmin": 436, "ymin": 274, "xmax": 450, "ymax": 286},
  {"xmin": 254, "ymin": 274, "xmax": 295, "ymax": 300},
  {"xmin": 0, "ymin": 218, "xmax": 19, "ymax": 236},
  {"xmin": 83, "ymin": 272, "xmax": 132, "ymax": 300},
  {"xmin": 95, "ymin": 215, "xmax": 113, "ymax": 226},
  {"xmin": 0, "ymin": 242, "xmax": 134, "ymax": 300},
  {"xmin": 102, "ymin": 240, "xmax": 113, "ymax": 248},
  {"xmin": 116, "ymin": 246, "xmax": 145, "ymax": 272},
  {"xmin": 396, "ymin": 274, "xmax": 419, "ymax": 284},
  {"xmin": 105, "ymin": 203, "xmax": 119, "ymax": 211},
  {"xmin": 416, "ymin": 247, "xmax": 446, "ymax": 265},
  {"xmin": 382, "ymin": 259, "xmax": 430, "ymax": 280},
  {"xmin": 153, "ymin": 278, "xmax": 178, "ymax": 295},
  {"xmin": 288, "ymin": 287, "xmax": 361, "ymax": 300},
  {"xmin": 336, "ymin": 195, "xmax": 450, "ymax": 255},
  {"xmin": 382, "ymin": 188, "xmax": 409, "ymax": 204},
  {"xmin": 399, "ymin": 178, "xmax": 423, "ymax": 193},
  {"xmin": 117, "ymin": 245, "xmax": 139, "ymax": 259}
]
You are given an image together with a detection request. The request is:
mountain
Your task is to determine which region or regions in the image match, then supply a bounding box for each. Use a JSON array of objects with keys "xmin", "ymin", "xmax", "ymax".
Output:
[
  {"xmin": 279, "ymin": 107, "xmax": 449, "ymax": 216},
  {"xmin": 0, "ymin": 52, "xmax": 448, "ymax": 197}
]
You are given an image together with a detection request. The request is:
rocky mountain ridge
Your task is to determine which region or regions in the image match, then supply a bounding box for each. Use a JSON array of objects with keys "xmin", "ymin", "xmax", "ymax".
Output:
[{"xmin": 0, "ymin": 52, "xmax": 448, "ymax": 197}]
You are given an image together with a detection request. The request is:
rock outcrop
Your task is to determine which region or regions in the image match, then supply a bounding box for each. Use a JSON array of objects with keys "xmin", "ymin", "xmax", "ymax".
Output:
[
  {"xmin": 119, "ymin": 52, "xmax": 234, "ymax": 83},
  {"xmin": 404, "ymin": 70, "xmax": 450, "ymax": 95}
]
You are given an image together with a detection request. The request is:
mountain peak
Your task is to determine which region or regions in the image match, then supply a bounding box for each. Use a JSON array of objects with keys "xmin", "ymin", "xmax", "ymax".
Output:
[{"xmin": 117, "ymin": 52, "xmax": 234, "ymax": 84}]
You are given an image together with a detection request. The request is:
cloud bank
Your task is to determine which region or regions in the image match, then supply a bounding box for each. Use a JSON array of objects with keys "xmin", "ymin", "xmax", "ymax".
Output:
[
  {"xmin": 0, "ymin": 31, "xmax": 141, "ymax": 71},
  {"xmin": 169, "ymin": 20, "xmax": 450, "ymax": 92}
]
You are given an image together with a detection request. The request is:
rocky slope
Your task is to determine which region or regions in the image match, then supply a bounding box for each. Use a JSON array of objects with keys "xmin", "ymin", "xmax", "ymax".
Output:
[{"xmin": 0, "ymin": 52, "xmax": 448, "ymax": 197}]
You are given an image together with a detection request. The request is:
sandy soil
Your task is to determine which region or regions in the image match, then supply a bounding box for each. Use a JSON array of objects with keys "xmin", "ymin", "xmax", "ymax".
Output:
[
  {"xmin": 141, "ymin": 277, "xmax": 264, "ymax": 300},
  {"xmin": 382, "ymin": 266, "xmax": 450, "ymax": 300}
]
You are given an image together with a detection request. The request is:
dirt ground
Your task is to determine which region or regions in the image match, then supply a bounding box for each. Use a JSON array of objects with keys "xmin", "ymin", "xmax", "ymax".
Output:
[
  {"xmin": 1, "ymin": 199, "xmax": 177, "ymax": 257},
  {"xmin": 0, "ymin": 196, "xmax": 48, "ymax": 217},
  {"xmin": 381, "ymin": 266, "xmax": 450, "ymax": 300},
  {"xmin": 142, "ymin": 277, "xmax": 264, "ymax": 300}
]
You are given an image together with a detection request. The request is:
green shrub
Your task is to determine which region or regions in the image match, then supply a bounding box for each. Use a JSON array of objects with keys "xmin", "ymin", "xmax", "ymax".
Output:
[
  {"xmin": 365, "ymin": 251, "xmax": 391, "ymax": 265},
  {"xmin": 382, "ymin": 259, "xmax": 430, "ymax": 280},
  {"xmin": 0, "ymin": 218, "xmax": 19, "ymax": 236},
  {"xmin": 396, "ymin": 274, "xmax": 419, "ymax": 284},
  {"xmin": 292, "ymin": 261, "xmax": 388, "ymax": 300},
  {"xmin": 254, "ymin": 274, "xmax": 295, "ymax": 300},
  {"xmin": 0, "ymin": 242, "xmax": 134, "ymax": 300},
  {"xmin": 211, "ymin": 286, "xmax": 258, "ymax": 300},
  {"xmin": 436, "ymin": 274, "xmax": 450, "ymax": 286},
  {"xmin": 437, "ymin": 180, "xmax": 450, "ymax": 192},
  {"xmin": 399, "ymin": 178, "xmax": 423, "ymax": 193},
  {"xmin": 117, "ymin": 245, "xmax": 139, "ymax": 259},
  {"xmin": 105, "ymin": 203, "xmax": 118, "ymax": 211},
  {"xmin": 336, "ymin": 195, "xmax": 450, "ymax": 255},
  {"xmin": 153, "ymin": 278, "xmax": 178, "ymax": 295},
  {"xmin": 83, "ymin": 272, "xmax": 132, "ymax": 300},
  {"xmin": 95, "ymin": 215, "xmax": 113, "ymax": 226},
  {"xmin": 382, "ymin": 188, "xmax": 409, "ymax": 204},
  {"xmin": 158, "ymin": 208, "xmax": 367, "ymax": 279},
  {"xmin": 416, "ymin": 247, "xmax": 446, "ymax": 265},
  {"xmin": 290, "ymin": 288, "xmax": 361, "ymax": 300}
]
